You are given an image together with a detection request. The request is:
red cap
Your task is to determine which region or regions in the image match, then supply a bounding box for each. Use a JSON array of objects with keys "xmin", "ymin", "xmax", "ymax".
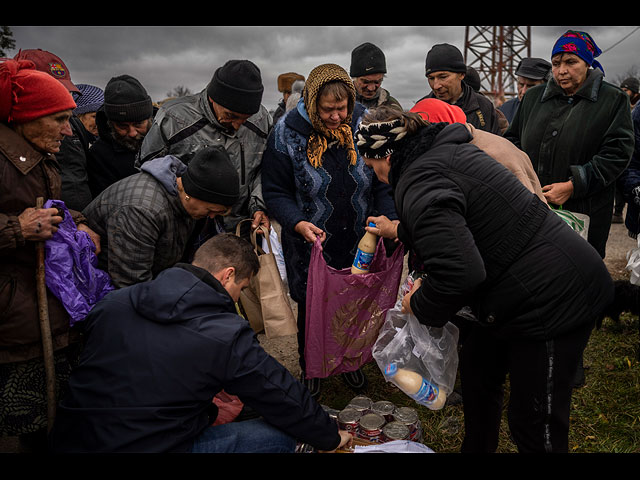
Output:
[
  {"xmin": 410, "ymin": 98, "xmax": 467, "ymax": 125},
  {"xmin": 0, "ymin": 59, "xmax": 77, "ymax": 124},
  {"xmin": 13, "ymin": 48, "xmax": 80, "ymax": 93}
]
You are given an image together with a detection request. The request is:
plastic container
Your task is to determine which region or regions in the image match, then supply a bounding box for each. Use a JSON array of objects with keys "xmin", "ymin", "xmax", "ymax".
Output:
[
  {"xmin": 384, "ymin": 363, "xmax": 447, "ymax": 410},
  {"xmin": 351, "ymin": 222, "xmax": 377, "ymax": 274}
]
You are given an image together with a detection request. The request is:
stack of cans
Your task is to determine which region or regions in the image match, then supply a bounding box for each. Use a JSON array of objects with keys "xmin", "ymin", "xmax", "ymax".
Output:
[{"xmin": 336, "ymin": 395, "xmax": 423, "ymax": 444}]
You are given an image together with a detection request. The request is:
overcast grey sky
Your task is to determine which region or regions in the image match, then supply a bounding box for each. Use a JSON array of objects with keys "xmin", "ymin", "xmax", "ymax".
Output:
[{"xmin": 6, "ymin": 26, "xmax": 640, "ymax": 112}]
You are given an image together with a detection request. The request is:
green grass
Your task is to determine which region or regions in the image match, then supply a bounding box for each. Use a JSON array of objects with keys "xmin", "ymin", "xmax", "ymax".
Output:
[{"xmin": 315, "ymin": 311, "xmax": 640, "ymax": 453}]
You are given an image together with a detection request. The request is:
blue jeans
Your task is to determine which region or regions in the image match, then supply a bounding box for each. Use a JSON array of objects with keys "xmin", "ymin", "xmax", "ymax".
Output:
[{"xmin": 190, "ymin": 418, "xmax": 297, "ymax": 453}]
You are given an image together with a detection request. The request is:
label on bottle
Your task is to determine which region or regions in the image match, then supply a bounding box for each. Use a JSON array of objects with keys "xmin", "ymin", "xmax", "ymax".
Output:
[
  {"xmin": 411, "ymin": 379, "xmax": 439, "ymax": 404},
  {"xmin": 353, "ymin": 248, "xmax": 374, "ymax": 271}
]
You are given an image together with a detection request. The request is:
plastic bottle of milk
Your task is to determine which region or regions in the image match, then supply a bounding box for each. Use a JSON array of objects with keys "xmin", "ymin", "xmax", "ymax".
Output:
[
  {"xmin": 351, "ymin": 222, "xmax": 377, "ymax": 274},
  {"xmin": 384, "ymin": 363, "xmax": 447, "ymax": 410}
]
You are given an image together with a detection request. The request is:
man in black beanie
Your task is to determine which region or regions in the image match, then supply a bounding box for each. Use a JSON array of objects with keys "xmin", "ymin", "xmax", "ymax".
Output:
[
  {"xmin": 137, "ymin": 59, "xmax": 272, "ymax": 237},
  {"xmin": 349, "ymin": 42, "xmax": 402, "ymax": 111},
  {"xmin": 499, "ymin": 57, "xmax": 552, "ymax": 123},
  {"xmin": 83, "ymin": 146, "xmax": 240, "ymax": 288},
  {"xmin": 418, "ymin": 43, "xmax": 502, "ymax": 135},
  {"xmin": 87, "ymin": 74, "xmax": 157, "ymax": 197}
]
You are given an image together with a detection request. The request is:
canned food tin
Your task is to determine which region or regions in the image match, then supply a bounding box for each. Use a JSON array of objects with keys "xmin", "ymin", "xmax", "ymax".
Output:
[
  {"xmin": 348, "ymin": 395, "xmax": 373, "ymax": 413},
  {"xmin": 358, "ymin": 412, "xmax": 386, "ymax": 443},
  {"xmin": 382, "ymin": 421, "xmax": 410, "ymax": 442},
  {"xmin": 393, "ymin": 406, "xmax": 422, "ymax": 441},
  {"xmin": 337, "ymin": 408, "xmax": 361, "ymax": 435},
  {"xmin": 371, "ymin": 400, "xmax": 396, "ymax": 421}
]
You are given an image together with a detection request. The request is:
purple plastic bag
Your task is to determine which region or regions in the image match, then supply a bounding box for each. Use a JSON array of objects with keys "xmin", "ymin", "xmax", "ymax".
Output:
[
  {"xmin": 44, "ymin": 199, "xmax": 114, "ymax": 326},
  {"xmin": 304, "ymin": 237, "xmax": 404, "ymax": 379}
]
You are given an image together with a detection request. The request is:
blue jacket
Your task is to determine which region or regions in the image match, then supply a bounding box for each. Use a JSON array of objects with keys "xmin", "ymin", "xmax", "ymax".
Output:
[
  {"xmin": 262, "ymin": 101, "xmax": 397, "ymax": 303},
  {"xmin": 50, "ymin": 264, "xmax": 340, "ymax": 452}
]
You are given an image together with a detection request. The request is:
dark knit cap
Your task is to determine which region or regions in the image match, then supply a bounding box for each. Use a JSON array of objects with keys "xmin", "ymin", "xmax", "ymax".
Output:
[
  {"xmin": 621, "ymin": 77, "xmax": 640, "ymax": 94},
  {"xmin": 181, "ymin": 146, "xmax": 240, "ymax": 207},
  {"xmin": 464, "ymin": 66, "xmax": 481, "ymax": 91},
  {"xmin": 515, "ymin": 57, "xmax": 552, "ymax": 80},
  {"xmin": 425, "ymin": 43, "xmax": 467, "ymax": 76},
  {"xmin": 207, "ymin": 60, "xmax": 264, "ymax": 115},
  {"xmin": 350, "ymin": 42, "xmax": 387, "ymax": 77},
  {"xmin": 103, "ymin": 74, "xmax": 153, "ymax": 122}
]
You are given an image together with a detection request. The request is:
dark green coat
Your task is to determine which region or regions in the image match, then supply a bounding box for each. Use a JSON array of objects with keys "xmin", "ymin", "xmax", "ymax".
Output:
[{"xmin": 504, "ymin": 69, "xmax": 634, "ymax": 257}]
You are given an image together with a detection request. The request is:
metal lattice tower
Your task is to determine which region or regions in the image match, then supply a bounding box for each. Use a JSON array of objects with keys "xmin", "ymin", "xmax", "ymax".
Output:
[{"xmin": 464, "ymin": 26, "xmax": 532, "ymax": 101}]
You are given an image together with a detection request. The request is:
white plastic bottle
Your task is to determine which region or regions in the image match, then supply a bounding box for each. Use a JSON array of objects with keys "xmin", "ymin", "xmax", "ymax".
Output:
[
  {"xmin": 351, "ymin": 222, "xmax": 377, "ymax": 274},
  {"xmin": 384, "ymin": 363, "xmax": 447, "ymax": 410}
]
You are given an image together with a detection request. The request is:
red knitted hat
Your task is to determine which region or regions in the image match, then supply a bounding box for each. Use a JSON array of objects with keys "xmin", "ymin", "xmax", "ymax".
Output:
[
  {"xmin": 0, "ymin": 59, "xmax": 77, "ymax": 124},
  {"xmin": 410, "ymin": 98, "xmax": 467, "ymax": 124}
]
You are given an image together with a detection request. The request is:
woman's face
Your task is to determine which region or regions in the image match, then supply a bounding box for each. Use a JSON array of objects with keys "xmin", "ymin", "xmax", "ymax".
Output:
[
  {"xmin": 317, "ymin": 92, "xmax": 348, "ymax": 130},
  {"xmin": 14, "ymin": 110, "xmax": 73, "ymax": 154},
  {"xmin": 552, "ymin": 53, "xmax": 589, "ymax": 96},
  {"xmin": 78, "ymin": 112, "xmax": 98, "ymax": 136},
  {"xmin": 363, "ymin": 156, "xmax": 391, "ymax": 184}
]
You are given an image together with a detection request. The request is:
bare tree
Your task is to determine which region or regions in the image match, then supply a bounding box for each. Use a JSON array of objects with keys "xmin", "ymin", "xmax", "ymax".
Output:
[
  {"xmin": 166, "ymin": 85, "xmax": 192, "ymax": 98},
  {"xmin": 0, "ymin": 26, "xmax": 15, "ymax": 57}
]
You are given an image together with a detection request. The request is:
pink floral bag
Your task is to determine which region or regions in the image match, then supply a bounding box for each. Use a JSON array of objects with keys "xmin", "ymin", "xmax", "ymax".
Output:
[{"xmin": 304, "ymin": 238, "xmax": 404, "ymax": 378}]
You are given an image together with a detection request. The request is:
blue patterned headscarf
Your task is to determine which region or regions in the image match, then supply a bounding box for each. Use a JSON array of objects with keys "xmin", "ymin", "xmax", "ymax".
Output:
[{"xmin": 551, "ymin": 30, "xmax": 605, "ymax": 75}]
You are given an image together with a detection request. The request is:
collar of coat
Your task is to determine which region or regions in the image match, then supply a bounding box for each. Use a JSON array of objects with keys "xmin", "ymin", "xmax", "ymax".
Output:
[
  {"xmin": 0, "ymin": 123, "xmax": 54, "ymax": 176},
  {"xmin": 541, "ymin": 68, "xmax": 604, "ymax": 103}
]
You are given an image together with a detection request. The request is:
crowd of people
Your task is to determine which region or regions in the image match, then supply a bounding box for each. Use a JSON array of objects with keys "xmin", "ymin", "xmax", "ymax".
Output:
[{"xmin": 0, "ymin": 28, "xmax": 637, "ymax": 454}]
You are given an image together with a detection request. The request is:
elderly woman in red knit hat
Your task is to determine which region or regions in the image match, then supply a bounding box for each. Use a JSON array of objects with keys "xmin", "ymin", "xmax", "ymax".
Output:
[{"xmin": 0, "ymin": 59, "xmax": 100, "ymax": 451}]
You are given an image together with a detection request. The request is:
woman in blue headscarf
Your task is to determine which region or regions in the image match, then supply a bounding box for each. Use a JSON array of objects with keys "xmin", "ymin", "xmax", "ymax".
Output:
[
  {"xmin": 506, "ymin": 30, "xmax": 634, "ymax": 261},
  {"xmin": 505, "ymin": 29, "xmax": 634, "ymax": 388}
]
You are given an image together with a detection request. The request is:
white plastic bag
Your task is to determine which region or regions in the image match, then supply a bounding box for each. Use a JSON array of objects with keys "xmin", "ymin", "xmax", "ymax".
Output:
[
  {"xmin": 261, "ymin": 225, "xmax": 288, "ymax": 286},
  {"xmin": 372, "ymin": 300, "xmax": 459, "ymax": 410},
  {"xmin": 626, "ymin": 236, "xmax": 640, "ymax": 285}
]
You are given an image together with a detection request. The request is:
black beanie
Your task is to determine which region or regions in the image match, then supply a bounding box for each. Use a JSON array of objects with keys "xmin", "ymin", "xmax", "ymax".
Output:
[
  {"xmin": 350, "ymin": 42, "xmax": 387, "ymax": 77},
  {"xmin": 425, "ymin": 44, "xmax": 467, "ymax": 76},
  {"xmin": 207, "ymin": 60, "xmax": 264, "ymax": 115},
  {"xmin": 181, "ymin": 146, "xmax": 240, "ymax": 207},
  {"xmin": 103, "ymin": 74, "xmax": 153, "ymax": 122}
]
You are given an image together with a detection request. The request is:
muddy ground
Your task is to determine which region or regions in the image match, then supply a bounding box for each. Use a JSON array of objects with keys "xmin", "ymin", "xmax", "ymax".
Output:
[{"xmin": 1, "ymin": 214, "xmax": 636, "ymax": 453}]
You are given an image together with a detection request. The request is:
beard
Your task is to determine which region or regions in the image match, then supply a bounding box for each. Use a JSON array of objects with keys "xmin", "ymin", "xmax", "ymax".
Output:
[{"xmin": 107, "ymin": 120, "xmax": 149, "ymax": 152}]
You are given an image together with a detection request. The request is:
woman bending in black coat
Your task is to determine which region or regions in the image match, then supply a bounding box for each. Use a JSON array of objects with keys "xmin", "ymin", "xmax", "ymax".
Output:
[{"xmin": 355, "ymin": 106, "xmax": 614, "ymax": 453}]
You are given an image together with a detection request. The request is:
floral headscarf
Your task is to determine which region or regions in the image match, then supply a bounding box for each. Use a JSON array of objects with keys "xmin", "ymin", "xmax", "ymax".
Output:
[
  {"xmin": 303, "ymin": 63, "xmax": 358, "ymax": 168},
  {"xmin": 551, "ymin": 30, "xmax": 605, "ymax": 75}
]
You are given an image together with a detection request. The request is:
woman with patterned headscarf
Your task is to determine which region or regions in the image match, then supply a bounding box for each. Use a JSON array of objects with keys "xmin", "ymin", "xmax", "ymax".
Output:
[
  {"xmin": 505, "ymin": 30, "xmax": 634, "ymax": 388},
  {"xmin": 262, "ymin": 63, "xmax": 398, "ymax": 396}
]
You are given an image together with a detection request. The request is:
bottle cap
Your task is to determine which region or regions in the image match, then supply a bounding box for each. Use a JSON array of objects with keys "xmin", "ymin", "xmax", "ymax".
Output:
[
  {"xmin": 384, "ymin": 363, "xmax": 398, "ymax": 376},
  {"xmin": 368, "ymin": 221, "xmax": 376, "ymax": 228}
]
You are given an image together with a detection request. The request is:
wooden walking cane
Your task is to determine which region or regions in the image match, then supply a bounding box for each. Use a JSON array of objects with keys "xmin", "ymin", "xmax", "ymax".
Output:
[{"xmin": 35, "ymin": 197, "xmax": 57, "ymax": 432}]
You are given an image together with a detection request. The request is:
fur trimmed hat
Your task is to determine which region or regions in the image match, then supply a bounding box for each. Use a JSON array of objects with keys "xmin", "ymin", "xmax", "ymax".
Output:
[{"xmin": 277, "ymin": 72, "xmax": 305, "ymax": 93}]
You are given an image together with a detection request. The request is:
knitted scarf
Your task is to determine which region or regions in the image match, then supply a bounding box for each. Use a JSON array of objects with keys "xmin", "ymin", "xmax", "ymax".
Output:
[
  {"xmin": 356, "ymin": 117, "xmax": 447, "ymax": 188},
  {"xmin": 303, "ymin": 63, "xmax": 358, "ymax": 168}
]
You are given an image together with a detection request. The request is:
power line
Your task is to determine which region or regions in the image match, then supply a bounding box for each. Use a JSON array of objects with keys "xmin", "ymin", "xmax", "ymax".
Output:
[{"xmin": 602, "ymin": 26, "xmax": 640, "ymax": 54}]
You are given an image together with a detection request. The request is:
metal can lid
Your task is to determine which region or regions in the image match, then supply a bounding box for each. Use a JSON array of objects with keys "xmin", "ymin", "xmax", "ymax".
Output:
[
  {"xmin": 337, "ymin": 407, "xmax": 362, "ymax": 423},
  {"xmin": 394, "ymin": 406, "xmax": 419, "ymax": 423},
  {"xmin": 348, "ymin": 395, "xmax": 373, "ymax": 411},
  {"xmin": 383, "ymin": 421, "xmax": 410, "ymax": 439},
  {"xmin": 358, "ymin": 412, "xmax": 386, "ymax": 430},
  {"xmin": 371, "ymin": 400, "xmax": 396, "ymax": 415}
]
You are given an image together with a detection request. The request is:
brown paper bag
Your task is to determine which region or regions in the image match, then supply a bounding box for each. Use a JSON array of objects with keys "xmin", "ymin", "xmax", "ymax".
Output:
[{"xmin": 236, "ymin": 220, "xmax": 297, "ymax": 338}]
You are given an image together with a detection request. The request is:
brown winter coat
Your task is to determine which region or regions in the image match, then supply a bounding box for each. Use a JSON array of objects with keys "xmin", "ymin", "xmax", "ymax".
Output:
[
  {"xmin": 0, "ymin": 123, "xmax": 84, "ymax": 364},
  {"xmin": 467, "ymin": 124, "xmax": 547, "ymax": 204}
]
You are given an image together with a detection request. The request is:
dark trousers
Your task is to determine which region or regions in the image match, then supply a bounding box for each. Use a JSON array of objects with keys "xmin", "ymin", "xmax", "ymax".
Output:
[{"xmin": 459, "ymin": 319, "xmax": 594, "ymax": 453}]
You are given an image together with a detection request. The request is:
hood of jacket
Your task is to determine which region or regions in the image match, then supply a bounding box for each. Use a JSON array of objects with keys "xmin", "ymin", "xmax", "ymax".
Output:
[
  {"xmin": 128, "ymin": 263, "xmax": 236, "ymax": 325},
  {"xmin": 139, "ymin": 154, "xmax": 187, "ymax": 196}
]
